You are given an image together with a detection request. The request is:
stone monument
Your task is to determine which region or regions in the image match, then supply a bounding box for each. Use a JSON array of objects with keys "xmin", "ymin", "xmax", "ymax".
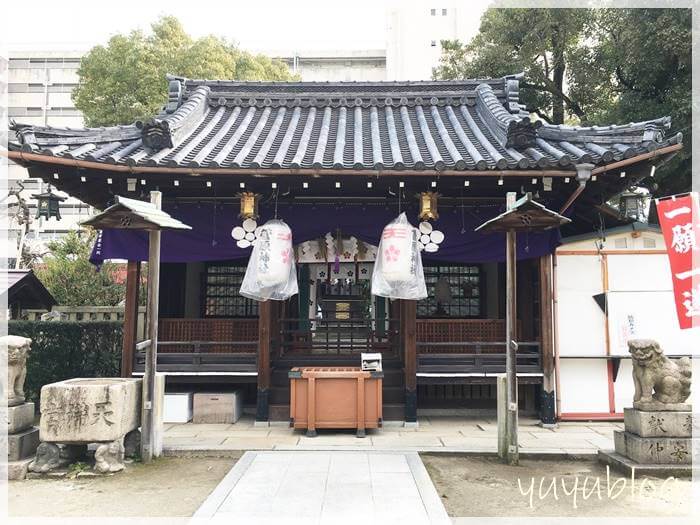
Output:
[
  {"xmin": 599, "ymin": 339, "xmax": 695, "ymax": 477},
  {"xmin": 3, "ymin": 335, "xmax": 40, "ymax": 480},
  {"xmin": 29, "ymin": 377, "xmax": 142, "ymax": 474}
]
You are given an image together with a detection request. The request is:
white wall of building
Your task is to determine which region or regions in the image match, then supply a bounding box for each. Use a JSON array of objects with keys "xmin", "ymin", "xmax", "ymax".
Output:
[
  {"xmin": 385, "ymin": 1, "xmax": 484, "ymax": 80},
  {"xmin": 555, "ymin": 228, "xmax": 695, "ymax": 418}
]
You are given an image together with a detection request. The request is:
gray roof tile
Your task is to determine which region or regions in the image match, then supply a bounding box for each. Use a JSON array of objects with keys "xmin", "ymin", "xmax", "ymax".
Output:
[{"xmin": 10, "ymin": 74, "xmax": 681, "ymax": 172}]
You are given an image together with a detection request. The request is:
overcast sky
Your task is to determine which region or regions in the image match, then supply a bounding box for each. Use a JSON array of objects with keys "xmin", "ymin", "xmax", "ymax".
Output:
[{"xmin": 4, "ymin": 0, "xmax": 408, "ymax": 52}]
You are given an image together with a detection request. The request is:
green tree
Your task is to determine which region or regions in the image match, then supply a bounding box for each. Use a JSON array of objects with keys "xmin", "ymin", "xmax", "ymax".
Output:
[
  {"xmin": 34, "ymin": 231, "xmax": 126, "ymax": 306},
  {"xmin": 433, "ymin": 8, "xmax": 691, "ymax": 195},
  {"xmin": 434, "ymin": 9, "xmax": 593, "ymax": 125},
  {"xmin": 73, "ymin": 16, "xmax": 299, "ymax": 126}
]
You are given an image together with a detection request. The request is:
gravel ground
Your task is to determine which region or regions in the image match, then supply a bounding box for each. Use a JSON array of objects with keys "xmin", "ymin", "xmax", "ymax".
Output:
[
  {"xmin": 9, "ymin": 456, "xmax": 239, "ymax": 518},
  {"xmin": 421, "ymin": 453, "xmax": 692, "ymax": 518}
]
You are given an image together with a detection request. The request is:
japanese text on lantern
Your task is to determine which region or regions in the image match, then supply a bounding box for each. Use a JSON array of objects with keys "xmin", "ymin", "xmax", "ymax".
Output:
[{"xmin": 656, "ymin": 192, "xmax": 700, "ymax": 329}]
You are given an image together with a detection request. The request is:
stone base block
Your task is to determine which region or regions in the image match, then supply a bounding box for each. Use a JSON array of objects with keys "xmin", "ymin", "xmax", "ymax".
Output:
[
  {"xmin": 39, "ymin": 377, "xmax": 142, "ymax": 443},
  {"xmin": 598, "ymin": 450, "xmax": 693, "ymax": 478},
  {"xmin": 8, "ymin": 402, "xmax": 35, "ymax": 434},
  {"xmin": 624, "ymin": 408, "xmax": 693, "ymax": 438},
  {"xmin": 614, "ymin": 430, "xmax": 695, "ymax": 465},
  {"xmin": 193, "ymin": 391, "xmax": 243, "ymax": 424},
  {"xmin": 9, "ymin": 427, "xmax": 40, "ymax": 461},
  {"xmin": 8, "ymin": 457, "xmax": 34, "ymax": 480},
  {"xmin": 633, "ymin": 400, "xmax": 691, "ymax": 412}
]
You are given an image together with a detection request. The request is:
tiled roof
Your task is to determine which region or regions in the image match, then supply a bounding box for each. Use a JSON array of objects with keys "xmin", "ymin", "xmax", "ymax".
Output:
[{"xmin": 9, "ymin": 74, "xmax": 682, "ymax": 172}]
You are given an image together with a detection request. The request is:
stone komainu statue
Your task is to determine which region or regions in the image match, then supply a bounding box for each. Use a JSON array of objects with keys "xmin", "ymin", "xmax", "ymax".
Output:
[
  {"xmin": 3, "ymin": 335, "xmax": 32, "ymax": 407},
  {"xmin": 629, "ymin": 339, "xmax": 691, "ymax": 405}
]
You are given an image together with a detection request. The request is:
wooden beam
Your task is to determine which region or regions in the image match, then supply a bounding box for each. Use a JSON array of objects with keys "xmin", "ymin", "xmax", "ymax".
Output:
[
  {"xmin": 402, "ymin": 299, "xmax": 417, "ymax": 423},
  {"xmin": 256, "ymin": 300, "xmax": 272, "ymax": 423},
  {"xmin": 504, "ymin": 228, "xmax": 519, "ymax": 465},
  {"xmin": 141, "ymin": 191, "xmax": 161, "ymax": 463},
  {"xmin": 121, "ymin": 261, "xmax": 140, "ymax": 378},
  {"xmin": 539, "ymin": 254, "xmax": 556, "ymax": 425}
]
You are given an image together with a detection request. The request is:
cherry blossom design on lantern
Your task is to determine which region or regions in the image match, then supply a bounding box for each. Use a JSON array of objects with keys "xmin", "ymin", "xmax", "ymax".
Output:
[
  {"xmin": 280, "ymin": 248, "xmax": 291, "ymax": 264},
  {"xmin": 385, "ymin": 245, "xmax": 401, "ymax": 262}
]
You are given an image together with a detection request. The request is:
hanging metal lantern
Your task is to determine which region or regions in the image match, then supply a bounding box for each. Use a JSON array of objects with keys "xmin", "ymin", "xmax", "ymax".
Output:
[
  {"xmin": 418, "ymin": 191, "xmax": 440, "ymax": 221},
  {"xmin": 32, "ymin": 186, "xmax": 66, "ymax": 220},
  {"xmin": 237, "ymin": 192, "xmax": 260, "ymax": 219},
  {"xmin": 618, "ymin": 190, "xmax": 644, "ymax": 221}
]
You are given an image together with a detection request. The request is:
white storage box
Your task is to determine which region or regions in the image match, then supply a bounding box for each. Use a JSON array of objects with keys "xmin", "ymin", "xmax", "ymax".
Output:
[
  {"xmin": 193, "ymin": 391, "xmax": 243, "ymax": 424},
  {"xmin": 163, "ymin": 392, "xmax": 193, "ymax": 423}
]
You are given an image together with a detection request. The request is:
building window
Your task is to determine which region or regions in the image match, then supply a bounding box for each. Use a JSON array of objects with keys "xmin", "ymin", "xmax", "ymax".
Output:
[
  {"xmin": 430, "ymin": 40, "xmax": 437, "ymax": 47},
  {"xmin": 430, "ymin": 8, "xmax": 436, "ymax": 15},
  {"xmin": 442, "ymin": 8, "xmax": 447, "ymax": 15},
  {"xmin": 202, "ymin": 262, "xmax": 258, "ymax": 318},
  {"xmin": 418, "ymin": 264, "xmax": 482, "ymax": 318}
]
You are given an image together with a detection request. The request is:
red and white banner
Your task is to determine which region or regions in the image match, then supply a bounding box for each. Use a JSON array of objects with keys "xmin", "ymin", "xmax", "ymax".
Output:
[{"xmin": 656, "ymin": 192, "xmax": 700, "ymax": 330}]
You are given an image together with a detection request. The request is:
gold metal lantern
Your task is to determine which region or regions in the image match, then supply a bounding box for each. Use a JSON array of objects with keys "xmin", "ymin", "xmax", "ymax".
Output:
[
  {"xmin": 237, "ymin": 192, "xmax": 260, "ymax": 219},
  {"xmin": 418, "ymin": 191, "xmax": 440, "ymax": 221}
]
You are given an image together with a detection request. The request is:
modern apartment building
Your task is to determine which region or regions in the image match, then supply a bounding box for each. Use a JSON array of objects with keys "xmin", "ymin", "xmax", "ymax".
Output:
[
  {"xmin": 6, "ymin": 49, "xmax": 92, "ymax": 265},
  {"xmin": 4, "ymin": 4, "xmax": 483, "ymax": 262}
]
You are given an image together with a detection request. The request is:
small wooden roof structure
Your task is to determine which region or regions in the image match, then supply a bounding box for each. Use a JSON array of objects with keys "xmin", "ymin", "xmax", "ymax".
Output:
[
  {"xmin": 81, "ymin": 196, "xmax": 192, "ymax": 231},
  {"xmin": 1, "ymin": 269, "xmax": 57, "ymax": 310},
  {"xmin": 475, "ymin": 193, "xmax": 571, "ymax": 232}
]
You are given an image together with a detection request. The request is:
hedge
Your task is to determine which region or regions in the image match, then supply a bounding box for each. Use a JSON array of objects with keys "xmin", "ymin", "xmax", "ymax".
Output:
[{"xmin": 8, "ymin": 321, "xmax": 123, "ymax": 403}]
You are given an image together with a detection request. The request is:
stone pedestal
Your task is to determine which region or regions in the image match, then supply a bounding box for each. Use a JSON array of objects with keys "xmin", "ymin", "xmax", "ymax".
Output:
[
  {"xmin": 7, "ymin": 402, "xmax": 39, "ymax": 480},
  {"xmin": 29, "ymin": 377, "xmax": 142, "ymax": 474},
  {"xmin": 599, "ymin": 408, "xmax": 695, "ymax": 477}
]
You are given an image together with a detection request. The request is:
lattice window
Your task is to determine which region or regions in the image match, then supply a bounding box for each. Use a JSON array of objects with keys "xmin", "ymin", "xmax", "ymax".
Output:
[
  {"xmin": 418, "ymin": 264, "xmax": 482, "ymax": 318},
  {"xmin": 202, "ymin": 262, "xmax": 258, "ymax": 318}
]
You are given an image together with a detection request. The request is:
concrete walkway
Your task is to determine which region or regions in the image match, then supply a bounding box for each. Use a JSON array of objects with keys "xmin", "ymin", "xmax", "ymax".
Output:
[
  {"xmin": 164, "ymin": 416, "xmax": 621, "ymax": 455},
  {"xmin": 193, "ymin": 451, "xmax": 451, "ymax": 525}
]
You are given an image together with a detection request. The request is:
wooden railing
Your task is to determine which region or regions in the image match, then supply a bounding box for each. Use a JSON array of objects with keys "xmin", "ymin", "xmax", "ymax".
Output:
[
  {"xmin": 417, "ymin": 341, "xmax": 542, "ymax": 374},
  {"xmin": 277, "ymin": 317, "xmax": 400, "ymax": 356},
  {"xmin": 158, "ymin": 318, "xmax": 258, "ymax": 353},
  {"xmin": 416, "ymin": 319, "xmax": 518, "ymax": 347}
]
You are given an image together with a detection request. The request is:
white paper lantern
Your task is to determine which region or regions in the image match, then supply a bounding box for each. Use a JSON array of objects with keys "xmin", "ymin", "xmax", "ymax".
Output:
[
  {"xmin": 257, "ymin": 220, "xmax": 293, "ymax": 286},
  {"xmin": 380, "ymin": 221, "xmax": 418, "ymax": 283},
  {"xmin": 425, "ymin": 242, "xmax": 439, "ymax": 253},
  {"xmin": 231, "ymin": 226, "xmax": 246, "ymax": 240},
  {"xmin": 236, "ymin": 239, "xmax": 251, "ymax": 249},
  {"xmin": 245, "ymin": 232, "xmax": 256, "ymax": 241},
  {"xmin": 420, "ymin": 234, "xmax": 431, "ymax": 245}
]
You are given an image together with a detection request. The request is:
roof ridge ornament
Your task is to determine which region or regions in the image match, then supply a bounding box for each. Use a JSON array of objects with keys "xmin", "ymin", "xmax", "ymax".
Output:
[
  {"xmin": 165, "ymin": 78, "xmax": 184, "ymax": 114},
  {"xmin": 475, "ymin": 83, "xmax": 540, "ymax": 150}
]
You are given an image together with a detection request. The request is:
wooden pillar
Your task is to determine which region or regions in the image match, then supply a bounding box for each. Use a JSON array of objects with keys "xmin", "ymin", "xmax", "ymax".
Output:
[
  {"xmin": 121, "ymin": 261, "xmax": 140, "ymax": 378},
  {"xmin": 539, "ymin": 254, "xmax": 556, "ymax": 425},
  {"xmin": 141, "ymin": 191, "xmax": 161, "ymax": 463},
  {"xmin": 503, "ymin": 229, "xmax": 519, "ymax": 464},
  {"xmin": 256, "ymin": 300, "xmax": 272, "ymax": 422},
  {"xmin": 402, "ymin": 299, "xmax": 417, "ymax": 423}
]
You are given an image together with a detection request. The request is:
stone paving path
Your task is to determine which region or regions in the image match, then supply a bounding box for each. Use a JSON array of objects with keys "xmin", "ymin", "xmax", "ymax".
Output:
[
  {"xmin": 164, "ymin": 416, "xmax": 621, "ymax": 455},
  {"xmin": 193, "ymin": 451, "xmax": 451, "ymax": 525}
]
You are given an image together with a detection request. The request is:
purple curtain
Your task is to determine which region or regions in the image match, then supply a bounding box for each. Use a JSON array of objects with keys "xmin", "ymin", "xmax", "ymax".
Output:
[{"xmin": 90, "ymin": 202, "xmax": 560, "ymax": 265}]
